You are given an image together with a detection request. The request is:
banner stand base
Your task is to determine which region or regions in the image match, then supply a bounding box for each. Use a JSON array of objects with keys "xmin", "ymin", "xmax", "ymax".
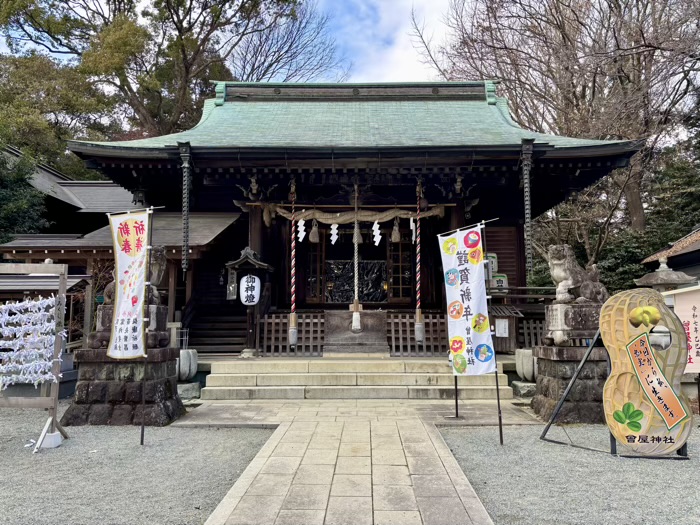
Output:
[{"xmin": 34, "ymin": 416, "xmax": 67, "ymax": 453}]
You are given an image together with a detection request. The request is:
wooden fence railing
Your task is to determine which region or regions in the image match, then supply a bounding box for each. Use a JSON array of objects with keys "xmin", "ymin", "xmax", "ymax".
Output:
[
  {"xmin": 260, "ymin": 311, "xmax": 546, "ymax": 356},
  {"xmin": 261, "ymin": 313, "xmax": 324, "ymax": 357},
  {"xmin": 520, "ymin": 318, "xmax": 545, "ymax": 348},
  {"xmin": 386, "ymin": 312, "xmax": 447, "ymax": 357}
]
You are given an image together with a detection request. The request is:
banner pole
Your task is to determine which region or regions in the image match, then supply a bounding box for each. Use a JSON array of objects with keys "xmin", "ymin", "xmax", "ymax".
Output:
[
  {"xmin": 439, "ymin": 217, "xmax": 500, "ymax": 238},
  {"xmin": 480, "ymin": 221, "xmax": 504, "ymax": 444},
  {"xmin": 493, "ymin": 354, "xmax": 504, "ymax": 445},
  {"xmin": 454, "ymin": 376, "xmax": 459, "ymax": 418},
  {"xmin": 141, "ymin": 207, "xmax": 154, "ymax": 446}
]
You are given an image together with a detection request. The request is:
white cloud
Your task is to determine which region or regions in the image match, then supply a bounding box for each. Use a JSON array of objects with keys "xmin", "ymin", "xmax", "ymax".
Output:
[{"xmin": 320, "ymin": 0, "xmax": 451, "ymax": 82}]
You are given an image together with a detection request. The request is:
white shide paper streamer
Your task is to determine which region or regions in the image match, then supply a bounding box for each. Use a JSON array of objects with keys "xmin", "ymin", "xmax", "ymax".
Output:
[{"xmin": 0, "ymin": 296, "xmax": 66, "ymax": 389}]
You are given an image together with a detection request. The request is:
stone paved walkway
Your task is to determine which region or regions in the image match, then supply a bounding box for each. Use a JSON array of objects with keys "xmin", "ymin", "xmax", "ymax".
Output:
[
  {"xmin": 185, "ymin": 401, "xmax": 539, "ymax": 525},
  {"xmin": 175, "ymin": 399, "xmax": 539, "ymax": 428}
]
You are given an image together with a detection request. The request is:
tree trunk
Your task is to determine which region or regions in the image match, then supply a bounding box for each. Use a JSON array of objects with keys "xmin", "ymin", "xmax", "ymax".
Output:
[{"xmin": 624, "ymin": 179, "xmax": 646, "ymax": 231}]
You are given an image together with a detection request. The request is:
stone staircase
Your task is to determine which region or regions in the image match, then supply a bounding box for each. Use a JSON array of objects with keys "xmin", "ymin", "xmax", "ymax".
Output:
[{"xmin": 200, "ymin": 359, "xmax": 513, "ymax": 400}]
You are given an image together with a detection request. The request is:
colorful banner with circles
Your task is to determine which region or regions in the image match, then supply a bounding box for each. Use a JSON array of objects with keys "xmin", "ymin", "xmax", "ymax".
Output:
[{"xmin": 438, "ymin": 225, "xmax": 496, "ymax": 376}]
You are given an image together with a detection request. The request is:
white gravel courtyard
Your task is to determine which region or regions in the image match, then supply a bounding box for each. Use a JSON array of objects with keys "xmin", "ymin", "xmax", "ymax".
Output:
[
  {"xmin": 442, "ymin": 423, "xmax": 700, "ymax": 525},
  {"xmin": 0, "ymin": 401, "xmax": 272, "ymax": 525}
]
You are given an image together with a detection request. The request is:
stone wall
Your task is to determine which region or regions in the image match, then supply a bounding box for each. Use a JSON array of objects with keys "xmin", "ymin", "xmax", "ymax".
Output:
[
  {"xmin": 61, "ymin": 348, "xmax": 185, "ymax": 426},
  {"xmin": 532, "ymin": 345, "xmax": 609, "ymax": 424}
]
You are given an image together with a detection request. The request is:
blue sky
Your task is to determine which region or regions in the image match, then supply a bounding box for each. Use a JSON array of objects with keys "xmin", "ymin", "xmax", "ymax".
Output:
[
  {"xmin": 0, "ymin": 0, "xmax": 451, "ymax": 81},
  {"xmin": 318, "ymin": 0, "xmax": 450, "ymax": 81}
]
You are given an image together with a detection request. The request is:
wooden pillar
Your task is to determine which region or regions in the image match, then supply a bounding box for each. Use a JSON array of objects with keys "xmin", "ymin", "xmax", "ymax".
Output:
[
  {"xmin": 246, "ymin": 306, "xmax": 256, "ymax": 348},
  {"xmin": 167, "ymin": 261, "xmax": 177, "ymax": 322},
  {"xmin": 249, "ymin": 206, "xmax": 263, "ymax": 255},
  {"xmin": 82, "ymin": 258, "xmax": 95, "ymax": 349},
  {"xmin": 450, "ymin": 200, "xmax": 466, "ymax": 230}
]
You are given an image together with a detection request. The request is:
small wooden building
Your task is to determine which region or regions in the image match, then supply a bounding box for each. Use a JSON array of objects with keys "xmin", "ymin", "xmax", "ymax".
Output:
[{"xmin": 1, "ymin": 81, "xmax": 639, "ymax": 356}]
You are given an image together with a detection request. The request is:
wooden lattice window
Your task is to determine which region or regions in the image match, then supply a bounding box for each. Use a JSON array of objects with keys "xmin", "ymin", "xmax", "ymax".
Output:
[{"xmin": 388, "ymin": 231, "xmax": 413, "ymax": 303}]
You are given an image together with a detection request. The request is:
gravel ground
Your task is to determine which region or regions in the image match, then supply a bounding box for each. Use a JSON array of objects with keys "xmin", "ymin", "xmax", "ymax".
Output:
[
  {"xmin": 442, "ymin": 423, "xmax": 700, "ymax": 525},
  {"xmin": 0, "ymin": 401, "xmax": 273, "ymax": 525}
]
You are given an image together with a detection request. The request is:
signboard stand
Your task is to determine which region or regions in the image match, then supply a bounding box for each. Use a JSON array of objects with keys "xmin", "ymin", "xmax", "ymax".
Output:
[
  {"xmin": 106, "ymin": 206, "xmax": 159, "ymax": 446},
  {"xmin": 540, "ymin": 330, "xmax": 689, "ymax": 459},
  {"xmin": 440, "ymin": 218, "xmax": 504, "ymax": 445},
  {"xmin": 0, "ymin": 263, "xmax": 69, "ymax": 453}
]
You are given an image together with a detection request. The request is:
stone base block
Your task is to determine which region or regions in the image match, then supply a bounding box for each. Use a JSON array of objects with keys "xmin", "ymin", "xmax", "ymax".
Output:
[
  {"xmin": 512, "ymin": 381, "xmax": 536, "ymax": 398},
  {"xmin": 324, "ymin": 311, "xmax": 389, "ymax": 353},
  {"xmin": 177, "ymin": 382, "xmax": 201, "ymax": 400},
  {"xmin": 532, "ymin": 395, "xmax": 605, "ymax": 424},
  {"xmin": 61, "ymin": 348, "xmax": 185, "ymax": 427}
]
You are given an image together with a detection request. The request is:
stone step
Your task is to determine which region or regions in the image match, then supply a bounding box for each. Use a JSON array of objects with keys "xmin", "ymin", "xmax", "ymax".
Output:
[
  {"xmin": 190, "ymin": 322, "xmax": 248, "ymax": 330},
  {"xmin": 206, "ymin": 372, "xmax": 507, "ymax": 387},
  {"xmin": 200, "ymin": 384, "xmax": 513, "ymax": 400},
  {"xmin": 190, "ymin": 336, "xmax": 247, "ymax": 345},
  {"xmin": 209, "ymin": 359, "xmax": 504, "ymax": 375},
  {"xmin": 323, "ymin": 345, "xmax": 391, "ymax": 354},
  {"xmin": 194, "ymin": 345, "xmax": 245, "ymax": 353}
]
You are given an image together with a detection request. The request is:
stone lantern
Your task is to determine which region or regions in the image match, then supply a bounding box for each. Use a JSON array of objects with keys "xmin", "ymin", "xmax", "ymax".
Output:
[{"xmin": 634, "ymin": 257, "xmax": 697, "ymax": 294}]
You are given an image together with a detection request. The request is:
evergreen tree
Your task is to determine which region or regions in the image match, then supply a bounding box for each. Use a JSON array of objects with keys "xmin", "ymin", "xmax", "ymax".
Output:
[{"xmin": 0, "ymin": 152, "xmax": 49, "ymax": 243}]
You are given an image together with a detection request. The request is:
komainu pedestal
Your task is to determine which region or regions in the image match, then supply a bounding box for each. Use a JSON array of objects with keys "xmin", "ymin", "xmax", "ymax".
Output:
[
  {"xmin": 61, "ymin": 303, "xmax": 184, "ymax": 426},
  {"xmin": 60, "ymin": 347, "xmax": 185, "ymax": 426},
  {"xmin": 532, "ymin": 345, "xmax": 608, "ymax": 423}
]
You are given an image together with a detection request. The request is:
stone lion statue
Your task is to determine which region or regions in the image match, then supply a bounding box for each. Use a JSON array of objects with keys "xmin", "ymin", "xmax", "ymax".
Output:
[{"xmin": 548, "ymin": 244, "xmax": 609, "ymax": 304}]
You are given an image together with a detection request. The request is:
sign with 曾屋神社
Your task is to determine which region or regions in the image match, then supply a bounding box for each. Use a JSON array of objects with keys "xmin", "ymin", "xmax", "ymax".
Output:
[
  {"xmin": 600, "ymin": 288, "xmax": 693, "ymax": 455},
  {"xmin": 107, "ymin": 211, "xmax": 150, "ymax": 359},
  {"xmin": 438, "ymin": 225, "xmax": 496, "ymax": 376}
]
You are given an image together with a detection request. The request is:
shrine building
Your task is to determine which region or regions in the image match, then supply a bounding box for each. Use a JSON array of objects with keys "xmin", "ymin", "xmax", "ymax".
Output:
[{"xmin": 1, "ymin": 81, "xmax": 639, "ymax": 368}]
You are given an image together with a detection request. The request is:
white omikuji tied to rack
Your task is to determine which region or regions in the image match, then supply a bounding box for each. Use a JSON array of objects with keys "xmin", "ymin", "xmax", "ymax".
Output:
[
  {"xmin": 437, "ymin": 225, "xmax": 497, "ymax": 376},
  {"xmin": 0, "ymin": 263, "xmax": 69, "ymax": 452}
]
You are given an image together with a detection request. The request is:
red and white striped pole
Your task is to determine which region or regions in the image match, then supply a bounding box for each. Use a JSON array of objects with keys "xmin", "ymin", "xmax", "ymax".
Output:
[
  {"xmin": 289, "ymin": 180, "xmax": 298, "ymax": 347},
  {"xmin": 415, "ymin": 180, "xmax": 424, "ymax": 343}
]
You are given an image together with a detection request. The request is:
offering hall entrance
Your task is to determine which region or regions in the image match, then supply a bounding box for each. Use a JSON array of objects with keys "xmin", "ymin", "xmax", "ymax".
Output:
[{"xmin": 305, "ymin": 225, "xmax": 414, "ymax": 305}]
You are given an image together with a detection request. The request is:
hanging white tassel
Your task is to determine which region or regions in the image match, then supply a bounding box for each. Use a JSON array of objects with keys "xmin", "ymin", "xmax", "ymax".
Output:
[{"xmin": 391, "ymin": 217, "xmax": 401, "ymax": 243}]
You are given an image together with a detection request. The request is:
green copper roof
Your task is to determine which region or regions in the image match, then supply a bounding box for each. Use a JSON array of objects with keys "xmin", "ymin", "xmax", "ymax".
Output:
[{"xmin": 69, "ymin": 81, "xmax": 633, "ymax": 153}]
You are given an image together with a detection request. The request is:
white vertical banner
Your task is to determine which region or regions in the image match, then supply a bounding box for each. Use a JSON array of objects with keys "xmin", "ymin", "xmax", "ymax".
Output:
[
  {"xmin": 107, "ymin": 211, "xmax": 150, "ymax": 359},
  {"xmin": 438, "ymin": 225, "xmax": 496, "ymax": 376}
]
